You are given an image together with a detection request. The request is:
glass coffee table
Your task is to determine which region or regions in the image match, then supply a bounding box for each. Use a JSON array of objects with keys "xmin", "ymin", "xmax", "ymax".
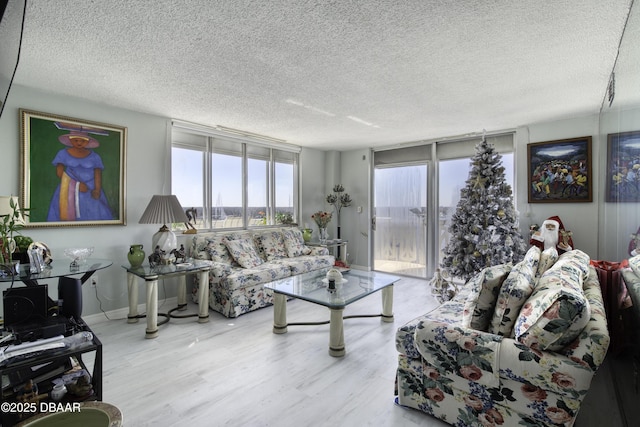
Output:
[{"xmin": 264, "ymin": 268, "xmax": 400, "ymax": 357}]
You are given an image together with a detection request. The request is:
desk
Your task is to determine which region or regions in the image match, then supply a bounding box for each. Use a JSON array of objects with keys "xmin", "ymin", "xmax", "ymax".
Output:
[{"xmin": 123, "ymin": 260, "xmax": 212, "ymax": 338}]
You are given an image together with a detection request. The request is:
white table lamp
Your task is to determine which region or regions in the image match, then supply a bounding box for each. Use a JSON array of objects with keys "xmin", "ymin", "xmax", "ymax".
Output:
[{"xmin": 139, "ymin": 195, "xmax": 188, "ymax": 261}]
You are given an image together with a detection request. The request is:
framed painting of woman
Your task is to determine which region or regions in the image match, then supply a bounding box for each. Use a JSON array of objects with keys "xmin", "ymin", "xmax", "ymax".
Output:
[{"xmin": 20, "ymin": 109, "xmax": 127, "ymax": 227}]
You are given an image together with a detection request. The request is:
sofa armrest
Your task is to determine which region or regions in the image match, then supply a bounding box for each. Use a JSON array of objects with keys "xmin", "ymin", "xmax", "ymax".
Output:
[
  {"xmin": 208, "ymin": 261, "xmax": 235, "ymax": 279},
  {"xmin": 414, "ymin": 319, "xmax": 502, "ymax": 388},
  {"xmin": 500, "ymin": 267, "xmax": 609, "ymax": 398},
  {"xmin": 499, "ymin": 338, "xmax": 598, "ymax": 399}
]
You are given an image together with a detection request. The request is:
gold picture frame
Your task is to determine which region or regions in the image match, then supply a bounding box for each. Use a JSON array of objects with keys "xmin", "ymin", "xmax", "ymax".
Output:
[{"xmin": 20, "ymin": 109, "xmax": 127, "ymax": 227}]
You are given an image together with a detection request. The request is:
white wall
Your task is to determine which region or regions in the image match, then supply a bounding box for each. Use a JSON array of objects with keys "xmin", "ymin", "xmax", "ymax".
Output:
[
  {"xmin": 339, "ymin": 149, "xmax": 370, "ymax": 269},
  {"xmin": 0, "ymin": 84, "xmax": 179, "ymax": 318},
  {"xmin": 299, "ymin": 146, "xmax": 327, "ymax": 230}
]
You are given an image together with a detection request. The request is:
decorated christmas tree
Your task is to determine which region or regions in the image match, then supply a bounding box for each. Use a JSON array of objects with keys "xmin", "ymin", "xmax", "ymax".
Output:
[{"xmin": 440, "ymin": 138, "xmax": 526, "ymax": 281}]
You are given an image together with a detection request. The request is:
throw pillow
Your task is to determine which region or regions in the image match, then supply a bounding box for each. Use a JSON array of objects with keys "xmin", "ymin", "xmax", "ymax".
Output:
[
  {"xmin": 254, "ymin": 230, "xmax": 287, "ymax": 261},
  {"xmin": 514, "ymin": 249, "xmax": 591, "ymax": 351},
  {"xmin": 535, "ymin": 247, "xmax": 558, "ymax": 280},
  {"xmin": 283, "ymin": 228, "xmax": 312, "ymax": 257},
  {"xmin": 223, "ymin": 237, "xmax": 264, "ymax": 268},
  {"xmin": 204, "ymin": 235, "xmax": 235, "ymax": 264},
  {"xmin": 488, "ymin": 246, "xmax": 541, "ymax": 336},
  {"xmin": 462, "ymin": 263, "xmax": 513, "ymax": 331}
]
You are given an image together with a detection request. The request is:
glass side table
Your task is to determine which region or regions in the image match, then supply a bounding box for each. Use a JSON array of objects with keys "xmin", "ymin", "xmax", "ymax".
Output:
[
  {"xmin": 306, "ymin": 239, "xmax": 348, "ymax": 262},
  {"xmin": 122, "ymin": 259, "xmax": 213, "ymax": 339}
]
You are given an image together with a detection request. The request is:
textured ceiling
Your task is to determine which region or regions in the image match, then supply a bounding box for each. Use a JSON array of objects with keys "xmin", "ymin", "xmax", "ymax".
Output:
[{"xmin": 7, "ymin": 0, "xmax": 635, "ymax": 150}]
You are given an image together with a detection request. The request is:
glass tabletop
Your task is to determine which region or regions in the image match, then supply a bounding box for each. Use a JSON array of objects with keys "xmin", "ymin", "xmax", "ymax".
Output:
[
  {"xmin": 122, "ymin": 259, "xmax": 213, "ymax": 279},
  {"xmin": 0, "ymin": 259, "xmax": 113, "ymax": 283},
  {"xmin": 264, "ymin": 268, "xmax": 399, "ymax": 309}
]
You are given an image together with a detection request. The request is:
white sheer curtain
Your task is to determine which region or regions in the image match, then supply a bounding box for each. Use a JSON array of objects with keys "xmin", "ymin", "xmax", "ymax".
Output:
[{"xmin": 374, "ymin": 164, "xmax": 427, "ymax": 276}]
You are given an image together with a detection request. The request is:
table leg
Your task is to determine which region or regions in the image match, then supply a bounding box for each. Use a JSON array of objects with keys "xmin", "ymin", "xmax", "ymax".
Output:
[
  {"xmin": 381, "ymin": 285, "xmax": 394, "ymax": 323},
  {"xmin": 145, "ymin": 278, "xmax": 159, "ymax": 339},
  {"xmin": 127, "ymin": 273, "xmax": 139, "ymax": 323},
  {"xmin": 329, "ymin": 308, "xmax": 345, "ymax": 357},
  {"xmin": 177, "ymin": 275, "xmax": 187, "ymax": 311},
  {"xmin": 197, "ymin": 270, "xmax": 210, "ymax": 323},
  {"xmin": 272, "ymin": 292, "xmax": 288, "ymax": 334}
]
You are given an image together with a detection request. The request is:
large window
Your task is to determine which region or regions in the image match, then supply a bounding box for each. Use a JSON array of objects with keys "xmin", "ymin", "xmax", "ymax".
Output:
[
  {"xmin": 171, "ymin": 123, "xmax": 299, "ymax": 230},
  {"xmin": 372, "ymin": 133, "xmax": 515, "ymax": 277}
]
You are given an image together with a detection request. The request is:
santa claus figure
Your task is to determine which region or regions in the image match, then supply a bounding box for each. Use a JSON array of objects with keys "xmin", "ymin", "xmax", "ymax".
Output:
[{"xmin": 530, "ymin": 216, "xmax": 574, "ymax": 254}]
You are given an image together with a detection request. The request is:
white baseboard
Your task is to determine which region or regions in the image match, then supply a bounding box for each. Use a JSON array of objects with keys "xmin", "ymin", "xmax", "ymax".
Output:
[{"xmin": 83, "ymin": 296, "xmax": 179, "ymax": 326}]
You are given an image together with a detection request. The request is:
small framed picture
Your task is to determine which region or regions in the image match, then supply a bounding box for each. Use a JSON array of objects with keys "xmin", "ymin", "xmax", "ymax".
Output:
[{"xmin": 527, "ymin": 136, "xmax": 592, "ymax": 203}]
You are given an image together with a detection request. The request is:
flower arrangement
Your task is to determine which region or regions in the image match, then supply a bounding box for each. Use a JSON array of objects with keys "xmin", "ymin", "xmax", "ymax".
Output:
[{"xmin": 311, "ymin": 211, "xmax": 332, "ymax": 228}]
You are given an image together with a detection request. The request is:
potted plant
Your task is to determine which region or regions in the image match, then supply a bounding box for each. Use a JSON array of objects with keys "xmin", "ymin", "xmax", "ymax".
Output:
[
  {"xmin": 0, "ymin": 197, "xmax": 28, "ymax": 272},
  {"xmin": 12, "ymin": 234, "xmax": 34, "ymax": 264},
  {"xmin": 275, "ymin": 212, "xmax": 294, "ymax": 225}
]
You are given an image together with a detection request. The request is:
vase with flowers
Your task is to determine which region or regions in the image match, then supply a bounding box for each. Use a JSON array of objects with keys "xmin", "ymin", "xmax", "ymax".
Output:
[{"xmin": 311, "ymin": 211, "xmax": 332, "ymax": 244}]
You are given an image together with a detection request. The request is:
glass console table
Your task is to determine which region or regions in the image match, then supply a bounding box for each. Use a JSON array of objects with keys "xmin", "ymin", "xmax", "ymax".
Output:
[
  {"xmin": 0, "ymin": 259, "xmax": 113, "ymax": 287},
  {"xmin": 0, "ymin": 259, "xmax": 113, "ymax": 317}
]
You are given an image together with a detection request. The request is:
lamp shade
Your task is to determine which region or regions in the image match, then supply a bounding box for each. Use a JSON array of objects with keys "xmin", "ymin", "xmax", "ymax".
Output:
[
  {"xmin": 139, "ymin": 195, "xmax": 188, "ymax": 225},
  {"xmin": 139, "ymin": 195, "xmax": 189, "ymax": 259},
  {"xmin": 0, "ymin": 196, "xmax": 24, "ymax": 225}
]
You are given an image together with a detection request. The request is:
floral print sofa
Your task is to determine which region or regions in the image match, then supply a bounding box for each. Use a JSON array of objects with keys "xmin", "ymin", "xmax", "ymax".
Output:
[
  {"xmin": 395, "ymin": 247, "xmax": 610, "ymax": 427},
  {"xmin": 189, "ymin": 227, "xmax": 334, "ymax": 318}
]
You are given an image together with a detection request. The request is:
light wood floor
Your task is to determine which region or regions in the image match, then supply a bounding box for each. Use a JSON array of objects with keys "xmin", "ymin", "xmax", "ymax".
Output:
[{"xmin": 84, "ymin": 276, "xmax": 633, "ymax": 427}]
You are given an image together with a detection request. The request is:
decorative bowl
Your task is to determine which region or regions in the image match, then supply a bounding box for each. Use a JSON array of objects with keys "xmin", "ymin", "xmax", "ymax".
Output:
[{"xmin": 63, "ymin": 247, "xmax": 94, "ymax": 263}]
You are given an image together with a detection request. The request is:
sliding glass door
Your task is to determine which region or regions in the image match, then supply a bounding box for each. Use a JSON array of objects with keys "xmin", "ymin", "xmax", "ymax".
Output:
[{"xmin": 373, "ymin": 163, "xmax": 428, "ymax": 278}]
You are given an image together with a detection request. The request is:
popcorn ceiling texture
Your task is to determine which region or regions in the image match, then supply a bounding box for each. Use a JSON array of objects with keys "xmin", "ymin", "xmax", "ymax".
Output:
[{"xmin": 11, "ymin": 0, "xmax": 633, "ymax": 149}]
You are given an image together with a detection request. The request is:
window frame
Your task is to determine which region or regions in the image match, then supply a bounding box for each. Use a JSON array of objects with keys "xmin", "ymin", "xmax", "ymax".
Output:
[{"xmin": 171, "ymin": 122, "xmax": 300, "ymax": 231}]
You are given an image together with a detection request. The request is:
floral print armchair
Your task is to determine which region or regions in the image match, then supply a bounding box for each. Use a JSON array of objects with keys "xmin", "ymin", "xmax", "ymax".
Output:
[
  {"xmin": 621, "ymin": 254, "xmax": 640, "ymax": 392},
  {"xmin": 396, "ymin": 248, "xmax": 609, "ymax": 427}
]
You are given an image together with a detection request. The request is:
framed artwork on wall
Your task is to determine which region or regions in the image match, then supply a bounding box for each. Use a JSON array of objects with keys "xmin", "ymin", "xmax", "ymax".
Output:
[
  {"xmin": 20, "ymin": 109, "xmax": 127, "ymax": 227},
  {"xmin": 606, "ymin": 130, "xmax": 640, "ymax": 202},
  {"xmin": 527, "ymin": 136, "xmax": 592, "ymax": 203}
]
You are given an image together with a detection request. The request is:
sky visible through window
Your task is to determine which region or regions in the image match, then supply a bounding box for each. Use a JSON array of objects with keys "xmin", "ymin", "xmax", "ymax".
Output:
[
  {"xmin": 172, "ymin": 148, "xmax": 293, "ymax": 209},
  {"xmin": 173, "ymin": 147, "xmax": 513, "ymax": 213}
]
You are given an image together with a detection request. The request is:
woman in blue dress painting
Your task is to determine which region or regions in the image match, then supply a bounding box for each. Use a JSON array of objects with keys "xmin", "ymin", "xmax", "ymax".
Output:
[{"xmin": 47, "ymin": 129, "xmax": 113, "ymax": 221}]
